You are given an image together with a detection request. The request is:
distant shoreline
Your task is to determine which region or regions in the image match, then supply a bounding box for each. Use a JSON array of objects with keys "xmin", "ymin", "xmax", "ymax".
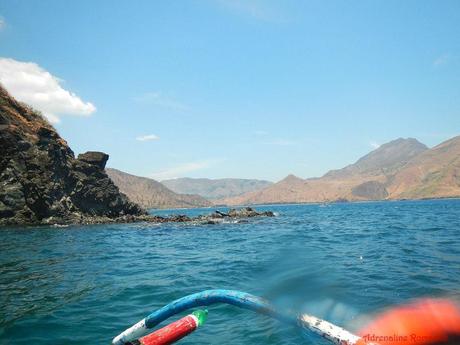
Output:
[{"xmin": 149, "ymin": 196, "xmax": 460, "ymax": 211}]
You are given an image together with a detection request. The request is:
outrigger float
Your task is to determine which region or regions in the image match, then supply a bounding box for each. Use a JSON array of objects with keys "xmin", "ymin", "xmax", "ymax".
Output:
[{"xmin": 112, "ymin": 289, "xmax": 375, "ymax": 345}]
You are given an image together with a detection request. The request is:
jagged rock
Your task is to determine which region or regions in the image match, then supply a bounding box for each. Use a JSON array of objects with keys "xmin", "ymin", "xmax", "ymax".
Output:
[
  {"xmin": 0, "ymin": 85, "xmax": 276, "ymax": 227},
  {"xmin": 168, "ymin": 214, "xmax": 191, "ymax": 222},
  {"xmin": 213, "ymin": 210, "xmax": 228, "ymax": 218},
  {"xmin": 77, "ymin": 151, "xmax": 109, "ymax": 169},
  {"xmin": 0, "ymin": 85, "xmax": 145, "ymax": 226},
  {"xmin": 227, "ymin": 207, "xmax": 275, "ymax": 218},
  {"xmin": 193, "ymin": 207, "xmax": 275, "ymax": 224}
]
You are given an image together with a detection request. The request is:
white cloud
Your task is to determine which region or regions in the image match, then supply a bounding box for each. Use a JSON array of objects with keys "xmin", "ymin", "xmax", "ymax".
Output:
[
  {"xmin": 0, "ymin": 17, "xmax": 5, "ymax": 30},
  {"xmin": 370, "ymin": 141, "xmax": 380, "ymax": 149},
  {"xmin": 0, "ymin": 58, "xmax": 96, "ymax": 123},
  {"xmin": 136, "ymin": 134, "xmax": 160, "ymax": 142},
  {"xmin": 433, "ymin": 54, "xmax": 451, "ymax": 67},
  {"xmin": 133, "ymin": 92, "xmax": 189, "ymax": 111},
  {"xmin": 151, "ymin": 160, "xmax": 217, "ymax": 180},
  {"xmin": 254, "ymin": 130, "xmax": 268, "ymax": 136}
]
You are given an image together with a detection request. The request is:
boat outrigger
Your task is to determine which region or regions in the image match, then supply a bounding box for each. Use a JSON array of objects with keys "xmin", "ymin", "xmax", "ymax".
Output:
[
  {"xmin": 112, "ymin": 289, "xmax": 460, "ymax": 345},
  {"xmin": 112, "ymin": 289, "xmax": 371, "ymax": 345}
]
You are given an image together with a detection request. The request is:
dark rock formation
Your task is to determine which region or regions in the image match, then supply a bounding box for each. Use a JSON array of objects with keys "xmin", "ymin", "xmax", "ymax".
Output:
[
  {"xmin": 194, "ymin": 207, "xmax": 275, "ymax": 224},
  {"xmin": 227, "ymin": 207, "xmax": 274, "ymax": 218},
  {"xmin": 77, "ymin": 151, "xmax": 109, "ymax": 169},
  {"xmin": 0, "ymin": 85, "xmax": 145, "ymax": 226},
  {"xmin": 0, "ymin": 85, "xmax": 276, "ymax": 227},
  {"xmin": 352, "ymin": 181, "xmax": 389, "ymax": 200}
]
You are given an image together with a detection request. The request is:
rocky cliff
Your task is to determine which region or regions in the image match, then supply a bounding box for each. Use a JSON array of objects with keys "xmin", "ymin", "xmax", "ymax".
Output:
[
  {"xmin": 0, "ymin": 85, "xmax": 145, "ymax": 225},
  {"xmin": 106, "ymin": 168, "xmax": 212, "ymax": 209}
]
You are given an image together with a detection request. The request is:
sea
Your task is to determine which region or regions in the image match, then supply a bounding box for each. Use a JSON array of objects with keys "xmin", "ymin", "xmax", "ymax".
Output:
[{"xmin": 1, "ymin": 199, "xmax": 459, "ymax": 345}]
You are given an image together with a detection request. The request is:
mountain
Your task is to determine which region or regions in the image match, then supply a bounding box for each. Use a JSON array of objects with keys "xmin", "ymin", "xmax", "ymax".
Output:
[
  {"xmin": 324, "ymin": 138, "xmax": 428, "ymax": 178},
  {"xmin": 222, "ymin": 136, "xmax": 460, "ymax": 205},
  {"xmin": 106, "ymin": 169, "xmax": 212, "ymax": 209},
  {"xmin": 161, "ymin": 177, "xmax": 273, "ymax": 200},
  {"xmin": 387, "ymin": 136, "xmax": 460, "ymax": 199},
  {"xmin": 0, "ymin": 85, "xmax": 144, "ymax": 225},
  {"xmin": 218, "ymin": 174, "xmax": 309, "ymax": 205}
]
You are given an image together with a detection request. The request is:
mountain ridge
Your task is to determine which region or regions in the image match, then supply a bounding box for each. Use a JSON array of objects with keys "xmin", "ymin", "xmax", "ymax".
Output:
[
  {"xmin": 161, "ymin": 177, "xmax": 273, "ymax": 200},
  {"xmin": 387, "ymin": 135, "xmax": 460, "ymax": 199},
  {"xmin": 106, "ymin": 168, "xmax": 212, "ymax": 209},
  {"xmin": 220, "ymin": 136, "xmax": 460, "ymax": 205},
  {"xmin": 324, "ymin": 138, "xmax": 428, "ymax": 179}
]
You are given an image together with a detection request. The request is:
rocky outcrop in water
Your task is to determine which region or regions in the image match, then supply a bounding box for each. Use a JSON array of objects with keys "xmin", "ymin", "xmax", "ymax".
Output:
[
  {"xmin": 0, "ymin": 85, "xmax": 145, "ymax": 226},
  {"xmin": 191, "ymin": 207, "xmax": 275, "ymax": 224},
  {"xmin": 0, "ymin": 85, "xmax": 276, "ymax": 227}
]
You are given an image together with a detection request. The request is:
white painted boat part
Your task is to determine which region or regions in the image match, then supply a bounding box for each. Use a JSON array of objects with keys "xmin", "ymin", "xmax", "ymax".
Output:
[
  {"xmin": 112, "ymin": 318, "xmax": 148, "ymax": 345},
  {"xmin": 299, "ymin": 313, "xmax": 362, "ymax": 345}
]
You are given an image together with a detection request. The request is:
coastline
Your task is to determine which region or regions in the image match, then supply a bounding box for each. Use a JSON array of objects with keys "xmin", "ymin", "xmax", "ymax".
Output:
[
  {"xmin": 220, "ymin": 196, "xmax": 460, "ymax": 209},
  {"xmin": 0, "ymin": 207, "xmax": 275, "ymax": 228}
]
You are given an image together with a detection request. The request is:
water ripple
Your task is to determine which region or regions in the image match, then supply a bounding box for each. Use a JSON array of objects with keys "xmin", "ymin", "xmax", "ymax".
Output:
[{"xmin": 1, "ymin": 200, "xmax": 460, "ymax": 344}]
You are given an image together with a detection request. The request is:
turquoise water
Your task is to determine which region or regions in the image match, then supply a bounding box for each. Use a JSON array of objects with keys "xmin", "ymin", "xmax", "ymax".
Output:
[{"xmin": 1, "ymin": 200, "xmax": 460, "ymax": 345}]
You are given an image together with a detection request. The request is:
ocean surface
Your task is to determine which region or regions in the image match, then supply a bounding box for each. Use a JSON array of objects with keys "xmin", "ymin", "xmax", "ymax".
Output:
[{"xmin": 1, "ymin": 200, "xmax": 460, "ymax": 345}]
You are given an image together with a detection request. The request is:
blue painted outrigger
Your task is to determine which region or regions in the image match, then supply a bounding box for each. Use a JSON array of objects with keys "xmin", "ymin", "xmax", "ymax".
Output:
[{"xmin": 112, "ymin": 289, "xmax": 367, "ymax": 345}]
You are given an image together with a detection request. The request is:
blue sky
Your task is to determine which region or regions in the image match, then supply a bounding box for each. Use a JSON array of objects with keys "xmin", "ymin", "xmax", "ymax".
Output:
[{"xmin": 0, "ymin": 0, "xmax": 459, "ymax": 181}]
